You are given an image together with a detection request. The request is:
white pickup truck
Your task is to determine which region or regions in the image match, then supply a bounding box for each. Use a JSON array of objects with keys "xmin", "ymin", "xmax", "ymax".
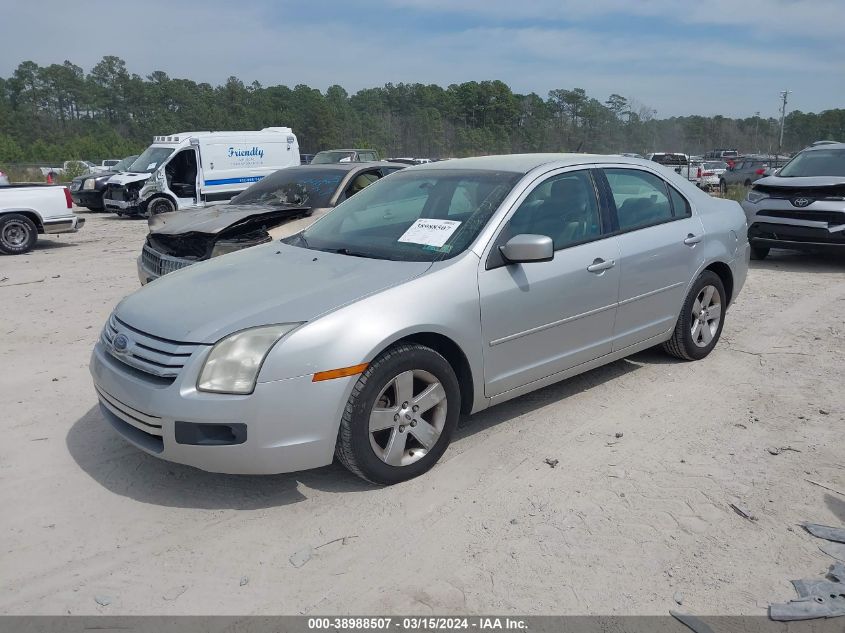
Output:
[{"xmin": 0, "ymin": 184, "xmax": 85, "ymax": 254}]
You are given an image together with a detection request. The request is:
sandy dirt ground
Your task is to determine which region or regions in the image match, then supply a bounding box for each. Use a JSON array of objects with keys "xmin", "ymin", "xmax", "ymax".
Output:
[{"xmin": 0, "ymin": 207, "xmax": 843, "ymax": 616}]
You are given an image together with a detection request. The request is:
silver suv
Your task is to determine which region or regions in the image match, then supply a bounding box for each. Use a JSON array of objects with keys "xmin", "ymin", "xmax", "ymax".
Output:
[
  {"xmin": 718, "ymin": 157, "xmax": 771, "ymax": 193},
  {"xmin": 741, "ymin": 142, "xmax": 845, "ymax": 259}
]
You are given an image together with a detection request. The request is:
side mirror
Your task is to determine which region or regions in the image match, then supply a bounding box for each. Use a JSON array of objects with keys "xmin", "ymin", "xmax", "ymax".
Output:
[{"xmin": 499, "ymin": 234, "xmax": 554, "ymax": 264}]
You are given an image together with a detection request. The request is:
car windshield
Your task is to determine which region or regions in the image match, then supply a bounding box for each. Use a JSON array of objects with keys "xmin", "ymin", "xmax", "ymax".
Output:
[
  {"xmin": 112, "ymin": 155, "xmax": 139, "ymax": 172},
  {"xmin": 778, "ymin": 149, "xmax": 845, "ymax": 177},
  {"xmin": 230, "ymin": 167, "xmax": 348, "ymax": 208},
  {"xmin": 284, "ymin": 168, "xmax": 523, "ymax": 262},
  {"xmin": 127, "ymin": 147, "xmax": 175, "ymax": 173},
  {"xmin": 311, "ymin": 151, "xmax": 356, "ymax": 164}
]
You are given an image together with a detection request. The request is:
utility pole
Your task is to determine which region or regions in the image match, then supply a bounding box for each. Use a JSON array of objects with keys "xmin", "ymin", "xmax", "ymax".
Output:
[
  {"xmin": 753, "ymin": 111, "xmax": 760, "ymax": 152},
  {"xmin": 778, "ymin": 90, "xmax": 791, "ymax": 158}
]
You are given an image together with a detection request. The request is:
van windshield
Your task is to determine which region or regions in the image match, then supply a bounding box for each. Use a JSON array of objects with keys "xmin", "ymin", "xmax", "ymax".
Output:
[
  {"xmin": 230, "ymin": 167, "xmax": 348, "ymax": 208},
  {"xmin": 127, "ymin": 147, "xmax": 175, "ymax": 173}
]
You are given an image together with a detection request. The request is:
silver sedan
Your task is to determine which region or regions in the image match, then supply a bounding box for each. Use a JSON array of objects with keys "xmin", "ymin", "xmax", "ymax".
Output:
[{"xmin": 90, "ymin": 154, "xmax": 749, "ymax": 484}]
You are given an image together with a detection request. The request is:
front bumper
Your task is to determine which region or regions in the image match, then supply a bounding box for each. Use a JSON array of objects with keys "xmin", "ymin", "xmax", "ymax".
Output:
[
  {"xmin": 743, "ymin": 199, "xmax": 845, "ymax": 252},
  {"xmin": 104, "ymin": 198, "xmax": 141, "ymax": 215},
  {"xmin": 89, "ymin": 340, "xmax": 353, "ymax": 474},
  {"xmin": 71, "ymin": 191, "xmax": 104, "ymax": 207},
  {"xmin": 42, "ymin": 215, "xmax": 85, "ymax": 234}
]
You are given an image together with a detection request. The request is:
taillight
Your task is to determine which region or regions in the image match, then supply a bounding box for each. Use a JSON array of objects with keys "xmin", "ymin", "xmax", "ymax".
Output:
[
  {"xmin": 63, "ymin": 187, "xmax": 72, "ymax": 209},
  {"xmin": 755, "ymin": 168, "xmax": 765, "ymax": 175},
  {"xmin": 703, "ymin": 171, "xmax": 714, "ymax": 177}
]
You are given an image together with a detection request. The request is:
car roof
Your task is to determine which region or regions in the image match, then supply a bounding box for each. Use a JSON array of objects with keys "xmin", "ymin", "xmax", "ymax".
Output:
[
  {"xmin": 412, "ymin": 153, "xmax": 655, "ymax": 174},
  {"xmin": 803, "ymin": 141, "xmax": 845, "ymax": 151},
  {"xmin": 292, "ymin": 161, "xmax": 406, "ymax": 172}
]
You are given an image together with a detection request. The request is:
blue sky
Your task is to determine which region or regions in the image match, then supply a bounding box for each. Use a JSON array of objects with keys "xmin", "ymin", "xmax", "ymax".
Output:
[{"xmin": 2, "ymin": 0, "xmax": 842, "ymax": 118}]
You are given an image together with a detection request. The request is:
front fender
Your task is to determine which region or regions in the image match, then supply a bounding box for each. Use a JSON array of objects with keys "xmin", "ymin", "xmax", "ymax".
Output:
[{"xmin": 257, "ymin": 252, "xmax": 487, "ymax": 411}]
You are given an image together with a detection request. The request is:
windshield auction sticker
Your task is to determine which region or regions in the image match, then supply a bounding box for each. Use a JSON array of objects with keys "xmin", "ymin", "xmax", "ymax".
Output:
[{"xmin": 398, "ymin": 219, "xmax": 461, "ymax": 247}]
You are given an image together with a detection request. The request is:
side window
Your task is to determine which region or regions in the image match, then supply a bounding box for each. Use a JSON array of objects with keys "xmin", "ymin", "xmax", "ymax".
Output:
[
  {"xmin": 342, "ymin": 170, "xmax": 381, "ymax": 199},
  {"xmin": 500, "ymin": 170, "xmax": 602, "ymax": 250},
  {"xmin": 604, "ymin": 169, "xmax": 673, "ymax": 231},
  {"xmin": 668, "ymin": 186, "xmax": 691, "ymax": 218}
]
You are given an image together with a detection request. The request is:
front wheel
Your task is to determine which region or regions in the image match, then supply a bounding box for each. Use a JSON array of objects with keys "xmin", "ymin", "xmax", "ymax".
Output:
[
  {"xmin": 146, "ymin": 197, "xmax": 176, "ymax": 216},
  {"xmin": 0, "ymin": 213, "xmax": 38, "ymax": 255},
  {"xmin": 663, "ymin": 271, "xmax": 726, "ymax": 361},
  {"xmin": 335, "ymin": 343, "xmax": 461, "ymax": 484}
]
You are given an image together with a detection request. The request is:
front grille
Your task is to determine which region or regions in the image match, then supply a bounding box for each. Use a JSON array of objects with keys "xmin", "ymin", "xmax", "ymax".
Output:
[
  {"xmin": 141, "ymin": 244, "xmax": 195, "ymax": 278},
  {"xmin": 101, "ymin": 314, "xmax": 199, "ymax": 379},
  {"xmin": 105, "ymin": 185, "xmax": 125, "ymax": 201},
  {"xmin": 758, "ymin": 209, "xmax": 845, "ymax": 224}
]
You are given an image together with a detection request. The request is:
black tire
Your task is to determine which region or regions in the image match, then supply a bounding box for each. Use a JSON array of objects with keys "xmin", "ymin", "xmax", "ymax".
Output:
[
  {"xmin": 335, "ymin": 343, "xmax": 461, "ymax": 484},
  {"xmin": 0, "ymin": 213, "xmax": 38, "ymax": 255},
  {"xmin": 750, "ymin": 246, "xmax": 770, "ymax": 260},
  {"xmin": 744, "ymin": 179, "xmax": 752, "ymax": 187},
  {"xmin": 147, "ymin": 197, "xmax": 176, "ymax": 216},
  {"xmin": 662, "ymin": 270, "xmax": 726, "ymax": 361},
  {"xmin": 719, "ymin": 180, "xmax": 727, "ymax": 196},
  {"xmin": 85, "ymin": 206, "xmax": 104, "ymax": 212}
]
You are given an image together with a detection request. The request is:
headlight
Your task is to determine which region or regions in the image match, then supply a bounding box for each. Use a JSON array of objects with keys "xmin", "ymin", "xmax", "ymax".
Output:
[
  {"xmin": 197, "ymin": 324, "xmax": 301, "ymax": 394},
  {"xmin": 746, "ymin": 190, "xmax": 768, "ymax": 204},
  {"xmin": 83, "ymin": 178, "xmax": 96, "ymax": 190}
]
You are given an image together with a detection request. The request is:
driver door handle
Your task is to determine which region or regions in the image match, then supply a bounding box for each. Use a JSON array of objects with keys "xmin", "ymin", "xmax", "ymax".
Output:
[
  {"xmin": 587, "ymin": 258, "xmax": 615, "ymax": 273},
  {"xmin": 684, "ymin": 234, "xmax": 703, "ymax": 246}
]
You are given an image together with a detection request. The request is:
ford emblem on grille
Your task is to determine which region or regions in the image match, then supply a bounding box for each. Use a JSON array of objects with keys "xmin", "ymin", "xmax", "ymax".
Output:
[
  {"xmin": 112, "ymin": 333, "xmax": 131, "ymax": 353},
  {"xmin": 792, "ymin": 197, "xmax": 812, "ymax": 207}
]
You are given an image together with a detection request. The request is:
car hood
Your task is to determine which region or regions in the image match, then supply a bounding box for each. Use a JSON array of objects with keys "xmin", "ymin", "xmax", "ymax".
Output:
[
  {"xmin": 754, "ymin": 175, "xmax": 845, "ymax": 188},
  {"xmin": 73, "ymin": 172, "xmax": 117, "ymax": 185},
  {"xmin": 107, "ymin": 172, "xmax": 152, "ymax": 186},
  {"xmin": 116, "ymin": 243, "xmax": 432, "ymax": 343},
  {"xmin": 148, "ymin": 204, "xmax": 314, "ymax": 236}
]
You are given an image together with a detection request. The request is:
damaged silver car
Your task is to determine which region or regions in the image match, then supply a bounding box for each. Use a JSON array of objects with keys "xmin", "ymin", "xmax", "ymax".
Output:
[{"xmin": 137, "ymin": 162, "xmax": 406, "ymax": 284}]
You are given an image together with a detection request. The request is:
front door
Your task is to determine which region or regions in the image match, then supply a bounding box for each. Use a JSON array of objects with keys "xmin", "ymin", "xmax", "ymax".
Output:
[
  {"xmin": 478, "ymin": 168, "xmax": 620, "ymax": 397},
  {"xmin": 598, "ymin": 167, "xmax": 706, "ymax": 350}
]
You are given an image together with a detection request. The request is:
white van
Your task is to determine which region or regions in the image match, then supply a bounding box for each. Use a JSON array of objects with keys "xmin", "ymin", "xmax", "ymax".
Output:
[{"xmin": 103, "ymin": 128, "xmax": 300, "ymax": 216}]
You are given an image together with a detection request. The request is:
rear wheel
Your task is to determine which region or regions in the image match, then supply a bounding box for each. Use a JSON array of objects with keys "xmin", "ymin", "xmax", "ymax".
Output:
[
  {"xmin": 744, "ymin": 179, "xmax": 752, "ymax": 187},
  {"xmin": 0, "ymin": 214, "xmax": 38, "ymax": 255},
  {"xmin": 663, "ymin": 271, "xmax": 726, "ymax": 361},
  {"xmin": 335, "ymin": 343, "xmax": 461, "ymax": 484},
  {"xmin": 750, "ymin": 246, "xmax": 770, "ymax": 260}
]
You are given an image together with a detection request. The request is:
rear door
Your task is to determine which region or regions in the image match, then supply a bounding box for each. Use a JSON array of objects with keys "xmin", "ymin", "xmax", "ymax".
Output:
[{"xmin": 597, "ymin": 167, "xmax": 705, "ymax": 351}]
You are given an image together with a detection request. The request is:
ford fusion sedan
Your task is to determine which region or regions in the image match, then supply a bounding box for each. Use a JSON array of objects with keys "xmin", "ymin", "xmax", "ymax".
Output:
[
  {"xmin": 90, "ymin": 154, "xmax": 749, "ymax": 484},
  {"xmin": 137, "ymin": 162, "xmax": 406, "ymax": 284},
  {"xmin": 742, "ymin": 142, "xmax": 845, "ymax": 260}
]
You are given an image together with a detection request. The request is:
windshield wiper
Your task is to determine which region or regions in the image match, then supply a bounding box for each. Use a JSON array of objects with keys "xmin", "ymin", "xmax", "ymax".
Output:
[{"xmin": 321, "ymin": 247, "xmax": 389, "ymax": 260}]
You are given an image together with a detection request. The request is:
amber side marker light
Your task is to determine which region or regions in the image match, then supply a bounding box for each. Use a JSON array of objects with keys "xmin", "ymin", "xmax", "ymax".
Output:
[{"xmin": 312, "ymin": 362, "xmax": 369, "ymax": 382}]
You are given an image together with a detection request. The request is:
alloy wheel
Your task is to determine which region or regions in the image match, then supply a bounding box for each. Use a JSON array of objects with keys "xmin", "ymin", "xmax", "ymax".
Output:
[
  {"xmin": 691, "ymin": 284, "xmax": 722, "ymax": 347},
  {"xmin": 368, "ymin": 369, "xmax": 448, "ymax": 467}
]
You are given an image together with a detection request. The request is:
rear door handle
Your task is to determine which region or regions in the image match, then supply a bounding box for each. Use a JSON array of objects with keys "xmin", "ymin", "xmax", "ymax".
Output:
[
  {"xmin": 684, "ymin": 234, "xmax": 703, "ymax": 246},
  {"xmin": 587, "ymin": 258, "xmax": 615, "ymax": 273}
]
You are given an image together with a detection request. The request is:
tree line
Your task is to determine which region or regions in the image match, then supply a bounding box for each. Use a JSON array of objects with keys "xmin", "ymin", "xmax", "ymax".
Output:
[{"xmin": 1, "ymin": 56, "xmax": 843, "ymax": 164}]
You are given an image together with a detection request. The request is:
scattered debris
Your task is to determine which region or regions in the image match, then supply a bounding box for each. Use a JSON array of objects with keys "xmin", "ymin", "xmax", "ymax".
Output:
[
  {"xmin": 0, "ymin": 278, "xmax": 45, "ymax": 288},
  {"xmin": 820, "ymin": 543, "xmax": 845, "ymax": 562},
  {"xmin": 803, "ymin": 523, "xmax": 845, "ymax": 544},
  {"xmin": 615, "ymin": 432, "xmax": 624, "ymax": 439},
  {"xmin": 509, "ymin": 518, "xmax": 519, "ymax": 525},
  {"xmin": 767, "ymin": 446, "xmax": 801, "ymax": 455},
  {"xmin": 770, "ymin": 566, "xmax": 845, "ymax": 620},
  {"xmin": 30, "ymin": 437, "xmax": 48, "ymax": 442},
  {"xmin": 729, "ymin": 502, "xmax": 757, "ymax": 521},
  {"xmin": 316, "ymin": 535, "xmax": 358, "ymax": 549},
  {"xmin": 543, "ymin": 458, "xmax": 559, "ymax": 468},
  {"xmin": 673, "ymin": 591, "xmax": 684, "ymax": 605},
  {"xmin": 669, "ymin": 610, "xmax": 716, "ymax": 633},
  {"xmin": 819, "ymin": 409, "xmax": 830, "ymax": 415},
  {"xmin": 51, "ymin": 377, "xmax": 59, "ymax": 382},
  {"xmin": 289, "ymin": 546, "xmax": 315, "ymax": 568},
  {"xmin": 51, "ymin": 274, "xmax": 61, "ymax": 279},
  {"xmin": 162, "ymin": 585, "xmax": 187, "ymax": 601},
  {"xmin": 805, "ymin": 480, "xmax": 845, "ymax": 497},
  {"xmin": 94, "ymin": 595, "xmax": 112, "ymax": 606},
  {"xmin": 239, "ymin": 576, "xmax": 249, "ymax": 587}
]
